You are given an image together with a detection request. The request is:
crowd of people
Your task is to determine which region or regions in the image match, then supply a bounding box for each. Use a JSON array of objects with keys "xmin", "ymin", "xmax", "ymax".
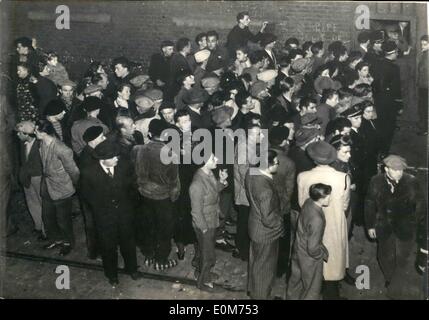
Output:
[{"xmin": 5, "ymin": 11, "xmax": 428, "ymax": 299}]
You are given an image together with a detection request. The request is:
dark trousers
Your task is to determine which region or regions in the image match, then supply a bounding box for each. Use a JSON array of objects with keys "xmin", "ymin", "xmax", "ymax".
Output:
[
  {"xmin": 217, "ymin": 191, "xmax": 234, "ymax": 239},
  {"xmin": 80, "ymin": 196, "xmax": 99, "ymax": 258},
  {"xmin": 139, "ymin": 196, "xmax": 175, "ymax": 263},
  {"xmin": 277, "ymin": 214, "xmax": 291, "ymax": 278},
  {"xmin": 174, "ymin": 192, "xmax": 195, "ymax": 246},
  {"xmin": 194, "ymin": 227, "xmax": 216, "ymax": 288},
  {"xmin": 377, "ymin": 232, "xmax": 415, "ymax": 297},
  {"xmin": 418, "ymin": 88, "xmax": 428, "ymax": 132},
  {"xmin": 248, "ymin": 239, "xmax": 279, "ymax": 300},
  {"xmin": 235, "ymin": 205, "xmax": 250, "ymax": 259},
  {"xmin": 97, "ymin": 219, "xmax": 137, "ymax": 280},
  {"xmin": 375, "ymin": 99, "xmax": 397, "ymax": 156},
  {"xmin": 42, "ymin": 195, "xmax": 74, "ymax": 246}
]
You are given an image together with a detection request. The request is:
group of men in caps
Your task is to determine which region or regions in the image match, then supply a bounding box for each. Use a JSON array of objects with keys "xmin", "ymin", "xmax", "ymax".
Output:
[{"xmin": 8, "ymin": 11, "xmax": 427, "ymax": 299}]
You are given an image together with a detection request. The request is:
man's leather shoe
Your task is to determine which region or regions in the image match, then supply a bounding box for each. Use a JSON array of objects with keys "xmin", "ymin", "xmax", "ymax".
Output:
[
  {"xmin": 59, "ymin": 244, "xmax": 72, "ymax": 256},
  {"xmin": 130, "ymin": 271, "xmax": 144, "ymax": 280},
  {"xmin": 215, "ymin": 239, "xmax": 235, "ymax": 252}
]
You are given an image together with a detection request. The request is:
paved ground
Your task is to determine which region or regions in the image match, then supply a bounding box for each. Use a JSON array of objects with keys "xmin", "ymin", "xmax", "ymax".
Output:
[{"xmin": 2, "ymin": 119, "xmax": 427, "ymax": 300}]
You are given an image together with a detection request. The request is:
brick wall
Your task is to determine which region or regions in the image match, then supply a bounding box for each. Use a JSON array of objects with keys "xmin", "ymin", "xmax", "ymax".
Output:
[{"xmin": 3, "ymin": 1, "xmax": 422, "ymax": 80}]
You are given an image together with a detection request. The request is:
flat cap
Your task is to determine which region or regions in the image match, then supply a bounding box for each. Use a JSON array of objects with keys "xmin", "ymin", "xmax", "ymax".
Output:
[
  {"xmin": 291, "ymin": 58, "xmax": 308, "ymax": 73},
  {"xmin": 250, "ymin": 80, "xmax": 268, "ymax": 97},
  {"xmin": 383, "ymin": 154, "xmax": 407, "ymax": 170},
  {"xmin": 143, "ymin": 88, "xmax": 163, "ymax": 101},
  {"xmin": 183, "ymin": 88, "xmax": 209, "ymax": 105},
  {"xmin": 294, "ymin": 127, "xmax": 320, "ymax": 147},
  {"xmin": 130, "ymin": 74, "xmax": 150, "ymax": 88},
  {"xmin": 58, "ymin": 79, "xmax": 77, "ymax": 88},
  {"xmin": 340, "ymin": 103, "xmax": 364, "ymax": 118},
  {"xmin": 307, "ymin": 140, "xmax": 337, "ymax": 165},
  {"xmin": 314, "ymin": 76, "xmax": 342, "ymax": 95},
  {"xmin": 15, "ymin": 120, "xmax": 36, "ymax": 134},
  {"xmin": 201, "ymin": 75, "xmax": 220, "ymax": 88}
]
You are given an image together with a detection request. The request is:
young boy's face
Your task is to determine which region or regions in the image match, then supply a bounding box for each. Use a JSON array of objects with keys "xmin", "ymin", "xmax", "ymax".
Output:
[{"xmin": 320, "ymin": 194, "xmax": 331, "ymax": 207}]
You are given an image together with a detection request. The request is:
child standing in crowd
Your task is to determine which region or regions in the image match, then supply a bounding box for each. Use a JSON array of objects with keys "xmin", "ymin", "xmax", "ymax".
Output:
[{"xmin": 287, "ymin": 183, "xmax": 331, "ymax": 300}]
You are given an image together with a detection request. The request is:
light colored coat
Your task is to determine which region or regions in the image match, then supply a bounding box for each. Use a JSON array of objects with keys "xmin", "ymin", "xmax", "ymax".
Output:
[{"xmin": 297, "ymin": 165, "xmax": 350, "ymax": 281}]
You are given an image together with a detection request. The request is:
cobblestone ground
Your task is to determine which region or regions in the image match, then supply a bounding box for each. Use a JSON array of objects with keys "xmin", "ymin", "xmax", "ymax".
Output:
[{"xmin": 2, "ymin": 120, "xmax": 427, "ymax": 300}]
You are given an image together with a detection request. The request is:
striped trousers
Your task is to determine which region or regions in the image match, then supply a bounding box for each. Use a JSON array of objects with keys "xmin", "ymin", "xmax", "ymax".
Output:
[{"xmin": 248, "ymin": 239, "xmax": 279, "ymax": 299}]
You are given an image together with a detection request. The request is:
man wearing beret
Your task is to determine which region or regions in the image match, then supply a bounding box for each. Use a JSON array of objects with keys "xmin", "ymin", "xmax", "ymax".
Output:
[
  {"xmin": 15, "ymin": 120, "xmax": 45, "ymax": 241},
  {"xmin": 371, "ymin": 40, "xmax": 403, "ymax": 157},
  {"xmin": 134, "ymin": 119, "xmax": 181, "ymax": 271},
  {"xmin": 80, "ymin": 139, "xmax": 142, "ymax": 286},
  {"xmin": 78, "ymin": 125, "xmax": 106, "ymax": 259},
  {"xmin": 71, "ymin": 96, "xmax": 109, "ymax": 155},
  {"xmin": 149, "ymin": 40, "xmax": 175, "ymax": 90},
  {"xmin": 297, "ymin": 141, "xmax": 351, "ymax": 299},
  {"xmin": 365, "ymin": 155, "xmax": 426, "ymax": 299},
  {"xmin": 206, "ymin": 31, "xmax": 230, "ymax": 73}
]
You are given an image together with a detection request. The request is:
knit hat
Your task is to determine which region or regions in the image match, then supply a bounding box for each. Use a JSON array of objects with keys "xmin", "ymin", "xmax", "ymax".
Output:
[
  {"xmin": 45, "ymin": 100, "xmax": 65, "ymax": 116},
  {"xmin": 307, "ymin": 141, "xmax": 337, "ymax": 165},
  {"xmin": 194, "ymin": 49, "xmax": 211, "ymax": 63}
]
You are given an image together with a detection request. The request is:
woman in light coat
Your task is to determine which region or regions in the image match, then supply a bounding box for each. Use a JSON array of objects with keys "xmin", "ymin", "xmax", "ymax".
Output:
[{"xmin": 297, "ymin": 141, "xmax": 350, "ymax": 299}]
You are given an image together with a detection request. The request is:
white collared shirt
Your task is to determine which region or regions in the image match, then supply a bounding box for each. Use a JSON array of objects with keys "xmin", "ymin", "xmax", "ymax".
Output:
[
  {"xmin": 189, "ymin": 106, "xmax": 201, "ymax": 115},
  {"xmin": 99, "ymin": 161, "xmax": 115, "ymax": 176}
]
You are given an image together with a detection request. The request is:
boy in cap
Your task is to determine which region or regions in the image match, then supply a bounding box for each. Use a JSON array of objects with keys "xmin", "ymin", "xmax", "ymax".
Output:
[
  {"xmin": 71, "ymin": 97, "xmax": 109, "ymax": 155},
  {"xmin": 15, "ymin": 120, "xmax": 45, "ymax": 240},
  {"xmin": 365, "ymin": 155, "xmax": 426, "ymax": 299},
  {"xmin": 287, "ymin": 183, "xmax": 331, "ymax": 300},
  {"xmin": 80, "ymin": 139, "xmax": 143, "ymax": 286}
]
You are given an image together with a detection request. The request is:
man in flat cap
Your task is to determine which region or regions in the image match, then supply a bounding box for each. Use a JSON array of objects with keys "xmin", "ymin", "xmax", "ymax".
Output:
[
  {"xmin": 365, "ymin": 155, "xmax": 426, "ymax": 299},
  {"xmin": 371, "ymin": 40, "xmax": 402, "ymax": 157},
  {"xmin": 71, "ymin": 96, "xmax": 109, "ymax": 155},
  {"xmin": 134, "ymin": 119, "xmax": 181, "ymax": 271},
  {"xmin": 80, "ymin": 139, "xmax": 142, "ymax": 286},
  {"xmin": 184, "ymin": 88, "xmax": 212, "ymax": 129},
  {"xmin": 15, "ymin": 120, "xmax": 45, "ymax": 240},
  {"xmin": 149, "ymin": 40, "xmax": 175, "ymax": 91},
  {"xmin": 297, "ymin": 141, "xmax": 351, "ymax": 299}
]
